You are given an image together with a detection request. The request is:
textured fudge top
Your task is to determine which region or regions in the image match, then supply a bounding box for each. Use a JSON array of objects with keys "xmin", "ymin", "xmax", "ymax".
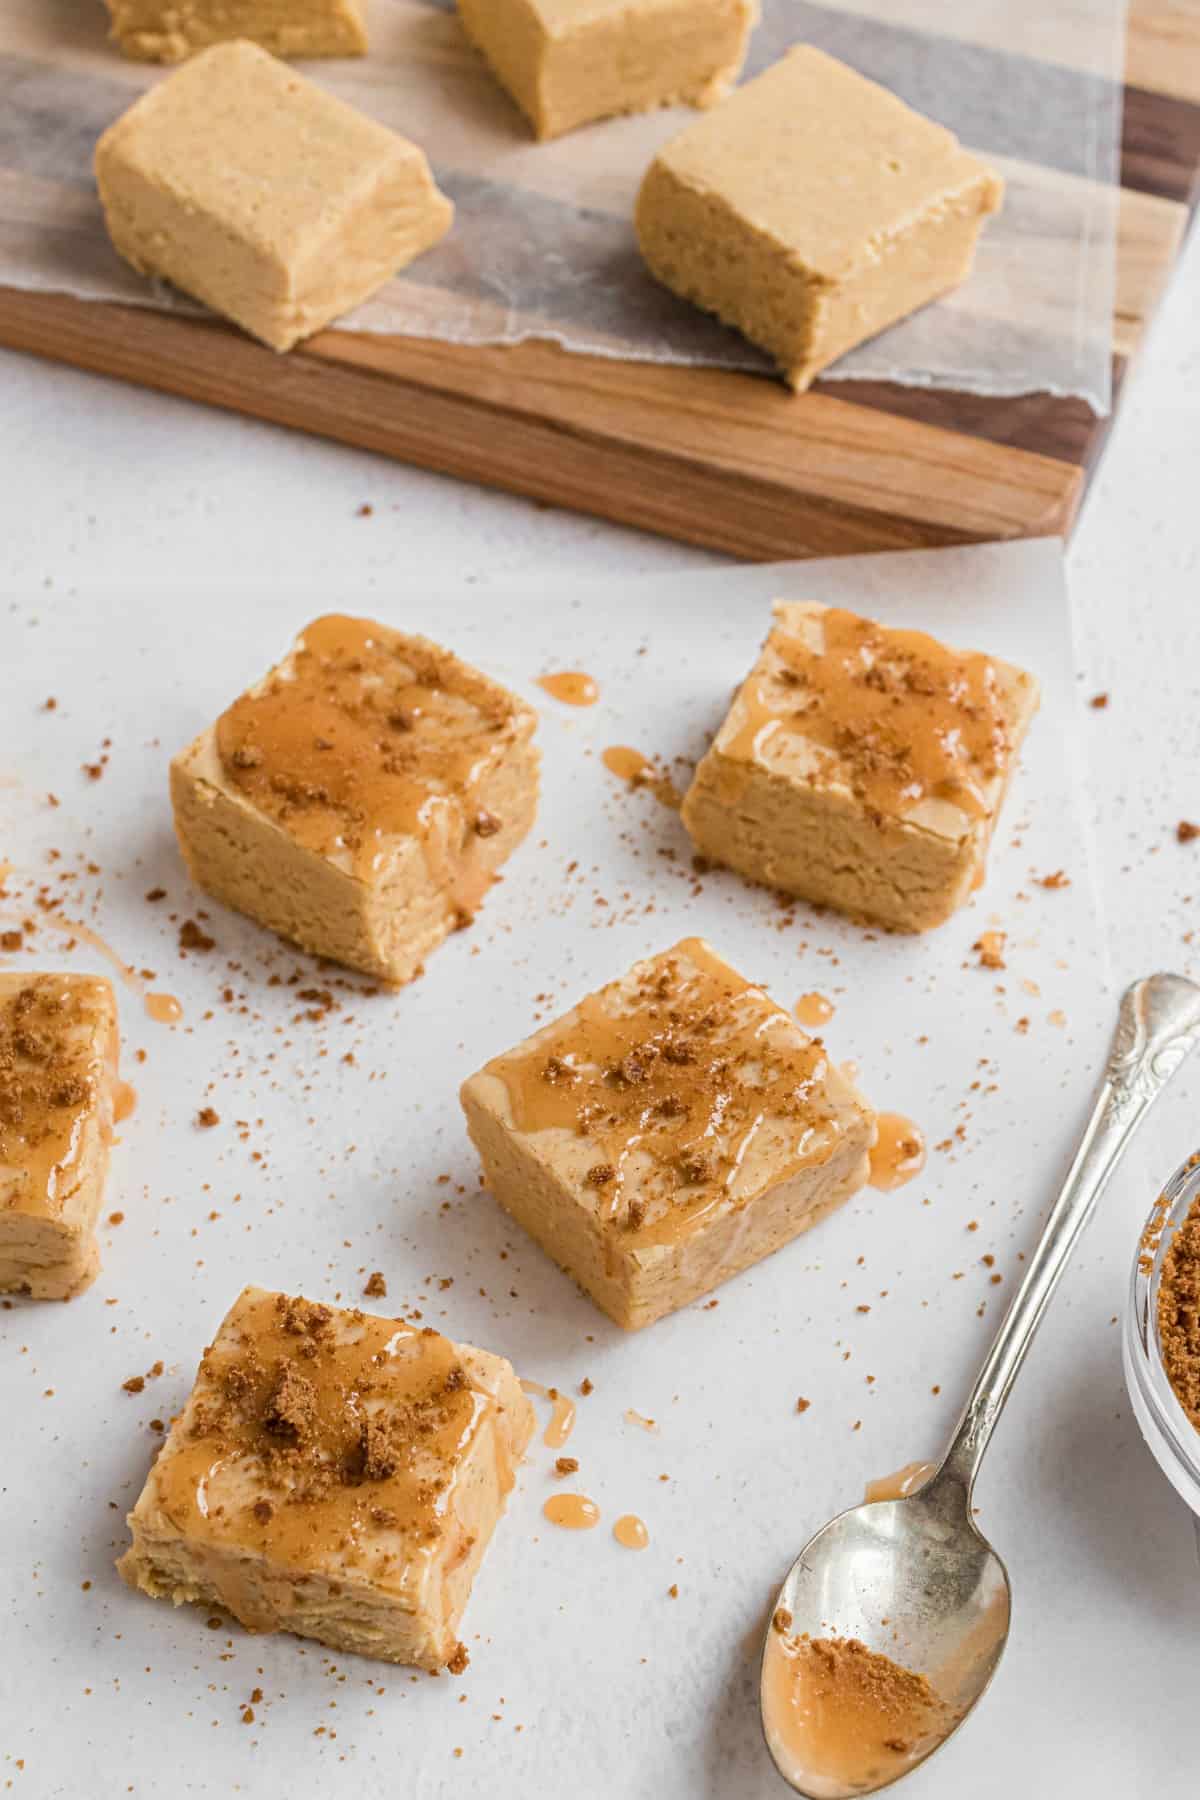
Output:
[
  {"xmin": 650, "ymin": 45, "xmax": 1001, "ymax": 279},
  {"xmin": 199, "ymin": 614, "xmax": 536, "ymax": 876},
  {"xmin": 713, "ymin": 602, "xmax": 1038, "ymax": 839},
  {"xmin": 0, "ymin": 974, "xmax": 117, "ymax": 1220},
  {"xmin": 471, "ymin": 937, "xmax": 870, "ymax": 1244},
  {"xmin": 138, "ymin": 1287, "xmax": 525, "ymax": 1593},
  {"xmin": 95, "ymin": 41, "xmax": 431, "ymax": 261}
]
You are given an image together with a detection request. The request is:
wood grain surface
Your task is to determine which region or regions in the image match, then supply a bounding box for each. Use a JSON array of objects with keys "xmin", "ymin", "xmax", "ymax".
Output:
[{"xmin": 0, "ymin": 0, "xmax": 1196, "ymax": 561}]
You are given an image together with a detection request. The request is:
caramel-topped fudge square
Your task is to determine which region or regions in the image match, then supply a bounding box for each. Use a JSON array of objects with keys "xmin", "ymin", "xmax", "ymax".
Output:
[
  {"xmin": 458, "ymin": 0, "xmax": 756, "ymax": 140},
  {"xmin": 104, "ymin": 0, "xmax": 368, "ymax": 62},
  {"xmin": 95, "ymin": 42, "xmax": 453, "ymax": 353},
  {"xmin": 681, "ymin": 603, "xmax": 1039, "ymax": 932},
  {"xmin": 171, "ymin": 614, "xmax": 539, "ymax": 984},
  {"xmin": 460, "ymin": 938, "xmax": 875, "ymax": 1330},
  {"xmin": 0, "ymin": 974, "xmax": 120, "ymax": 1300},
  {"xmin": 636, "ymin": 45, "xmax": 1003, "ymax": 390},
  {"xmin": 118, "ymin": 1287, "xmax": 535, "ymax": 1669}
]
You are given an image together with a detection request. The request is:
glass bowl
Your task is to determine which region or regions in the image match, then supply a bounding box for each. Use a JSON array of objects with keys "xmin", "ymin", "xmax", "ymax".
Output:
[{"xmin": 1124, "ymin": 1150, "xmax": 1200, "ymax": 1519}]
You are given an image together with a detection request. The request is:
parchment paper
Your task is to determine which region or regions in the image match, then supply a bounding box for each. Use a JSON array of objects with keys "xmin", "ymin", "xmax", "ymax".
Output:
[
  {"xmin": 0, "ymin": 0, "xmax": 1126, "ymax": 410},
  {"xmin": 5, "ymin": 541, "xmax": 1173, "ymax": 1800}
]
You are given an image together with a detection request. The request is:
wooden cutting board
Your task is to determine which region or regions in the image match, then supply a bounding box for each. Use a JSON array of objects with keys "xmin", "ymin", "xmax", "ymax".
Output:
[{"xmin": 1, "ymin": 0, "xmax": 1197, "ymax": 561}]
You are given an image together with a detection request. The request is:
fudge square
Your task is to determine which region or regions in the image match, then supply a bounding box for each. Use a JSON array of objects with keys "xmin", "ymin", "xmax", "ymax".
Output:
[
  {"xmin": 681, "ymin": 602, "xmax": 1039, "ymax": 932},
  {"xmin": 636, "ymin": 45, "xmax": 1003, "ymax": 390},
  {"xmin": 0, "ymin": 974, "xmax": 120, "ymax": 1300},
  {"xmin": 460, "ymin": 938, "xmax": 875, "ymax": 1330},
  {"xmin": 170, "ymin": 614, "xmax": 539, "ymax": 984},
  {"xmin": 119, "ymin": 1287, "xmax": 536, "ymax": 1669},
  {"xmin": 104, "ymin": 0, "xmax": 368, "ymax": 62},
  {"xmin": 458, "ymin": 0, "xmax": 757, "ymax": 140},
  {"xmin": 95, "ymin": 42, "xmax": 453, "ymax": 353}
]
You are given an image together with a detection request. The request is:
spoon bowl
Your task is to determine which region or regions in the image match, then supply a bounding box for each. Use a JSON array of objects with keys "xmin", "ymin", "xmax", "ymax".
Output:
[
  {"xmin": 762, "ymin": 1473, "xmax": 1011, "ymax": 1798},
  {"xmin": 760, "ymin": 972, "xmax": 1200, "ymax": 1797}
]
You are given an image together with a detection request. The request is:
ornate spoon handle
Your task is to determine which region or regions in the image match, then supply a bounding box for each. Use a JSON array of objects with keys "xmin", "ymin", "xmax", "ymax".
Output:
[{"xmin": 934, "ymin": 973, "xmax": 1200, "ymax": 1502}]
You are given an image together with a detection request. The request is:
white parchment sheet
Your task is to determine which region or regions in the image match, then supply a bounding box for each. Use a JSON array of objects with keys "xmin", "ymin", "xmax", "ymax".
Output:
[
  {"xmin": 5, "ymin": 543, "xmax": 1196, "ymax": 1797},
  {"xmin": 0, "ymin": 0, "xmax": 1125, "ymax": 406}
]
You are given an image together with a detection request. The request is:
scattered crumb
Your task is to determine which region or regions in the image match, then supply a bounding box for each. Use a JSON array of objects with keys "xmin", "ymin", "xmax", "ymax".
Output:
[
  {"xmin": 1039, "ymin": 870, "xmax": 1070, "ymax": 889},
  {"xmin": 179, "ymin": 919, "xmax": 215, "ymax": 952},
  {"xmin": 795, "ymin": 1397, "xmax": 810, "ymax": 1414},
  {"xmin": 363, "ymin": 1272, "xmax": 388, "ymax": 1299},
  {"xmin": 1178, "ymin": 821, "xmax": 1199, "ymax": 845},
  {"xmin": 196, "ymin": 1106, "xmax": 220, "ymax": 1128},
  {"xmin": 973, "ymin": 931, "xmax": 1006, "ymax": 970},
  {"xmin": 554, "ymin": 1457, "xmax": 579, "ymax": 1476},
  {"xmin": 1089, "ymin": 693, "xmax": 1108, "ymax": 710}
]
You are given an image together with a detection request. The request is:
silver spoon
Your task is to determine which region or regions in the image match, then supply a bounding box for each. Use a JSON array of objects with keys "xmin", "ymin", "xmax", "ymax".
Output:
[{"xmin": 760, "ymin": 972, "xmax": 1200, "ymax": 1799}]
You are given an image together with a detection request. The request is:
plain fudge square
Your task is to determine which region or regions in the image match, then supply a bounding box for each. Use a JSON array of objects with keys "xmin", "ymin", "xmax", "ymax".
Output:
[
  {"xmin": 458, "ymin": 0, "xmax": 757, "ymax": 140},
  {"xmin": 104, "ymin": 0, "xmax": 369, "ymax": 62},
  {"xmin": 118, "ymin": 1287, "xmax": 536, "ymax": 1669},
  {"xmin": 636, "ymin": 45, "xmax": 1002, "ymax": 390},
  {"xmin": 460, "ymin": 938, "xmax": 875, "ymax": 1330},
  {"xmin": 680, "ymin": 602, "xmax": 1039, "ymax": 931},
  {"xmin": 170, "ymin": 614, "xmax": 539, "ymax": 984},
  {"xmin": 95, "ymin": 41, "xmax": 452, "ymax": 352},
  {"xmin": 0, "ymin": 973, "xmax": 120, "ymax": 1300}
]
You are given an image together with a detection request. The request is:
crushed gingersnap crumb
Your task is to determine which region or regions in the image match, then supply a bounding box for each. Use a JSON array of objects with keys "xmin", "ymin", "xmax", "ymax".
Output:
[{"xmin": 1158, "ymin": 1192, "xmax": 1200, "ymax": 1429}]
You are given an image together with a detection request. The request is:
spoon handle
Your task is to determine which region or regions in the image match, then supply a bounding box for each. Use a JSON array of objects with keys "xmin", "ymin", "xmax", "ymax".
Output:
[{"xmin": 933, "ymin": 972, "xmax": 1200, "ymax": 1503}]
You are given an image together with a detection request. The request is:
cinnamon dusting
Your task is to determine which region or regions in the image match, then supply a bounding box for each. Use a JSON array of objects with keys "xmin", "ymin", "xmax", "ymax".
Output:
[
  {"xmin": 485, "ymin": 939, "xmax": 859, "ymax": 1245},
  {"xmin": 724, "ymin": 605, "xmax": 1017, "ymax": 824}
]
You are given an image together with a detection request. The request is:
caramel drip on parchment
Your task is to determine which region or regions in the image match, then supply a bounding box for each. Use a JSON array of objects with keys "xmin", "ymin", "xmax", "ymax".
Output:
[
  {"xmin": 613, "ymin": 1514, "xmax": 649, "ymax": 1550},
  {"xmin": 727, "ymin": 609, "xmax": 1010, "ymax": 822},
  {"xmin": 601, "ymin": 746, "xmax": 681, "ymax": 810},
  {"xmin": 39, "ymin": 913, "xmax": 182, "ymax": 1026},
  {"xmin": 868, "ymin": 1115, "xmax": 926, "ymax": 1192},
  {"xmin": 521, "ymin": 1380, "xmax": 576, "ymax": 1449},
  {"xmin": 543, "ymin": 1493, "xmax": 600, "ymax": 1530},
  {"xmin": 113, "ymin": 1080, "xmax": 137, "ymax": 1124},
  {"xmin": 795, "ymin": 992, "xmax": 834, "ymax": 1028},
  {"xmin": 152, "ymin": 1291, "xmax": 492, "ymax": 1602},
  {"xmin": 216, "ymin": 616, "xmax": 517, "ymax": 913},
  {"xmin": 537, "ymin": 671, "xmax": 599, "ymax": 707},
  {"xmin": 486, "ymin": 939, "xmax": 842, "ymax": 1243},
  {"xmin": 624, "ymin": 1409, "xmax": 657, "ymax": 1432}
]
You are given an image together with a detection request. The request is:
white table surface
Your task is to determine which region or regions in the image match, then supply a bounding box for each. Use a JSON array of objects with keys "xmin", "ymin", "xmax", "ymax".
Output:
[{"xmin": 3, "ymin": 223, "xmax": 1199, "ymax": 1797}]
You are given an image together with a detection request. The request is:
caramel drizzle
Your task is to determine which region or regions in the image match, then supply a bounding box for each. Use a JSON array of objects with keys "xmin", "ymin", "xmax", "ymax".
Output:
[
  {"xmin": 537, "ymin": 671, "xmax": 599, "ymax": 707},
  {"xmin": 520, "ymin": 1379, "xmax": 576, "ymax": 1449},
  {"xmin": 216, "ymin": 616, "xmax": 518, "ymax": 911},
  {"xmin": 543, "ymin": 1493, "xmax": 600, "ymax": 1530},
  {"xmin": 863, "ymin": 1461, "xmax": 937, "ymax": 1504},
  {"xmin": 601, "ymin": 745, "xmax": 682, "ymax": 811},
  {"xmin": 154, "ymin": 1291, "xmax": 490, "ymax": 1594},
  {"xmin": 727, "ymin": 608, "xmax": 1010, "ymax": 822},
  {"xmin": 613, "ymin": 1513, "xmax": 649, "ymax": 1550},
  {"xmin": 486, "ymin": 939, "xmax": 842, "ymax": 1243},
  {"xmin": 0, "ymin": 975, "xmax": 114, "ymax": 1218},
  {"xmin": 867, "ymin": 1114, "xmax": 926, "ymax": 1192},
  {"xmin": 795, "ymin": 992, "xmax": 834, "ymax": 1028},
  {"xmin": 39, "ymin": 913, "xmax": 182, "ymax": 1026},
  {"xmin": 762, "ymin": 1628, "xmax": 948, "ymax": 1789}
]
